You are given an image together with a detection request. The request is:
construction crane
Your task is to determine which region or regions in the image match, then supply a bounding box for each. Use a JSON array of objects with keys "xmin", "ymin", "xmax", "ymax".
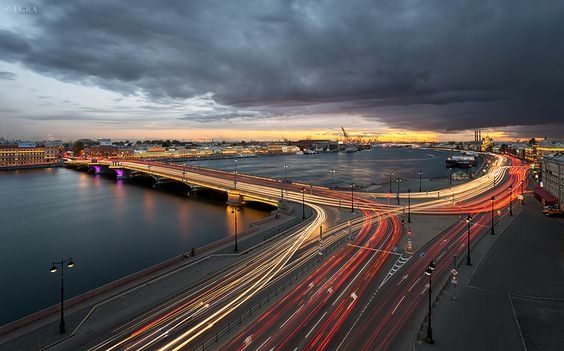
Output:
[
  {"xmin": 341, "ymin": 127, "xmax": 357, "ymax": 152},
  {"xmin": 341, "ymin": 127, "xmax": 350, "ymax": 141}
]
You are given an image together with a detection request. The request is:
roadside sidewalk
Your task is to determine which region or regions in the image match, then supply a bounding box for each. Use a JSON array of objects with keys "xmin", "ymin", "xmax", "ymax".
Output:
[{"xmin": 415, "ymin": 196, "xmax": 564, "ymax": 351}]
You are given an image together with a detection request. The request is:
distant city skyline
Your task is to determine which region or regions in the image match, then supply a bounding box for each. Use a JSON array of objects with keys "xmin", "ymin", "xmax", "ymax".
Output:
[{"xmin": 1, "ymin": 1, "xmax": 564, "ymax": 141}]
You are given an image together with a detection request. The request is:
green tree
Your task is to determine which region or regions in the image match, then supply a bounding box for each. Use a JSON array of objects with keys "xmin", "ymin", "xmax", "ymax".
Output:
[{"xmin": 72, "ymin": 141, "xmax": 84, "ymax": 157}]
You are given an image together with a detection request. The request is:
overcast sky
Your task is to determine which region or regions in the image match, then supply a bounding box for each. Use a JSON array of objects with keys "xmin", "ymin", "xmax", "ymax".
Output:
[{"xmin": 1, "ymin": 0, "xmax": 563, "ymax": 141}]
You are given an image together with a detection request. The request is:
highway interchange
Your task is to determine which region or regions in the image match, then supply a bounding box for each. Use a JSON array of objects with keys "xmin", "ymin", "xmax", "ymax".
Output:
[{"xmin": 80, "ymin": 153, "xmax": 528, "ymax": 350}]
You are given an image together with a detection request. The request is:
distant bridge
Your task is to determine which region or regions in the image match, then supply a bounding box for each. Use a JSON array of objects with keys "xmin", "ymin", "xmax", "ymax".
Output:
[{"xmin": 65, "ymin": 159, "xmax": 331, "ymax": 208}]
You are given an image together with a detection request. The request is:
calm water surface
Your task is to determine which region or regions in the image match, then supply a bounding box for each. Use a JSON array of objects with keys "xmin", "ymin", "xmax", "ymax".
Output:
[
  {"xmin": 196, "ymin": 147, "xmax": 459, "ymax": 187},
  {"xmin": 0, "ymin": 168, "xmax": 269, "ymax": 325}
]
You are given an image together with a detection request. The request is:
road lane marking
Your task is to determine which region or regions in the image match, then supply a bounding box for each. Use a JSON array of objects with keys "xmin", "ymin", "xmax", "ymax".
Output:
[
  {"xmin": 391, "ymin": 295, "xmax": 406, "ymax": 315},
  {"xmin": 280, "ymin": 305, "xmax": 304, "ymax": 329},
  {"xmin": 396, "ymin": 274, "xmax": 409, "ymax": 286},
  {"xmin": 420, "ymin": 284, "xmax": 429, "ymax": 295},
  {"xmin": 332, "ymin": 247, "xmax": 381, "ymax": 305},
  {"xmin": 437, "ymin": 250, "xmax": 446, "ymax": 261},
  {"xmin": 408, "ymin": 277, "xmax": 421, "ymax": 292},
  {"xmin": 347, "ymin": 244, "xmax": 402, "ymax": 256},
  {"xmin": 255, "ymin": 336, "xmax": 271, "ymax": 351},
  {"xmin": 378, "ymin": 254, "xmax": 412, "ymax": 289},
  {"xmin": 305, "ymin": 312, "xmax": 327, "ymax": 339}
]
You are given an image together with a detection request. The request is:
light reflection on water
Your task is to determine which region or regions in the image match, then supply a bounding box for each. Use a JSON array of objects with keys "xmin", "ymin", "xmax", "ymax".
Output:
[{"xmin": 0, "ymin": 167, "xmax": 270, "ymax": 325}]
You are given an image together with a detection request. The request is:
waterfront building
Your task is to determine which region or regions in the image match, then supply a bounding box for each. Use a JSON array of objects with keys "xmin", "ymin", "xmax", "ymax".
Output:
[
  {"xmin": 0, "ymin": 143, "xmax": 48, "ymax": 168},
  {"xmin": 86, "ymin": 145, "xmax": 119, "ymax": 158},
  {"xmin": 44, "ymin": 140, "xmax": 64, "ymax": 162},
  {"xmin": 541, "ymin": 154, "xmax": 563, "ymax": 210}
]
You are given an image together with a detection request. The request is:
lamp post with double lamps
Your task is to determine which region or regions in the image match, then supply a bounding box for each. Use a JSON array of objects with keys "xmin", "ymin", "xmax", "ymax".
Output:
[
  {"xmin": 50, "ymin": 258, "xmax": 75, "ymax": 334},
  {"xmin": 330, "ymin": 169, "xmax": 336, "ymax": 188},
  {"xmin": 425, "ymin": 260, "xmax": 436, "ymax": 344},
  {"xmin": 283, "ymin": 164, "xmax": 288, "ymax": 182},
  {"xmin": 466, "ymin": 215, "xmax": 472, "ymax": 265},
  {"xmin": 387, "ymin": 171, "xmax": 394, "ymax": 194},
  {"xmin": 231, "ymin": 208, "xmax": 240, "ymax": 252},
  {"xmin": 396, "ymin": 178, "xmax": 401, "ymax": 205},
  {"xmin": 418, "ymin": 170, "xmax": 423, "ymax": 192}
]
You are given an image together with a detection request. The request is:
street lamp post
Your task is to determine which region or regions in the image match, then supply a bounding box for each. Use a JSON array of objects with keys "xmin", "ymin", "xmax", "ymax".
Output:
[
  {"xmin": 407, "ymin": 188, "xmax": 411, "ymax": 223},
  {"xmin": 396, "ymin": 178, "xmax": 401, "ymax": 205},
  {"xmin": 490, "ymin": 196, "xmax": 495, "ymax": 235},
  {"xmin": 330, "ymin": 169, "xmax": 336, "ymax": 188},
  {"xmin": 50, "ymin": 258, "xmax": 75, "ymax": 334},
  {"xmin": 418, "ymin": 171, "xmax": 423, "ymax": 192},
  {"xmin": 283, "ymin": 164, "xmax": 288, "ymax": 183},
  {"xmin": 301, "ymin": 188, "xmax": 306, "ymax": 219},
  {"xmin": 350, "ymin": 183, "xmax": 355, "ymax": 213},
  {"xmin": 509, "ymin": 185, "xmax": 513, "ymax": 216},
  {"xmin": 425, "ymin": 260, "xmax": 436, "ymax": 344},
  {"xmin": 387, "ymin": 171, "xmax": 394, "ymax": 194},
  {"xmin": 231, "ymin": 208, "xmax": 240, "ymax": 252},
  {"xmin": 466, "ymin": 215, "xmax": 472, "ymax": 265}
]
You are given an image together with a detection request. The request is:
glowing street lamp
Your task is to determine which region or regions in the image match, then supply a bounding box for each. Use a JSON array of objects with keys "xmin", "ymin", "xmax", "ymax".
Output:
[
  {"xmin": 466, "ymin": 215, "xmax": 472, "ymax": 265},
  {"xmin": 49, "ymin": 258, "xmax": 75, "ymax": 334},
  {"xmin": 396, "ymin": 178, "xmax": 401, "ymax": 205},
  {"xmin": 387, "ymin": 171, "xmax": 394, "ymax": 193},
  {"xmin": 418, "ymin": 170, "xmax": 423, "ymax": 192},
  {"xmin": 425, "ymin": 260, "xmax": 436, "ymax": 344},
  {"xmin": 330, "ymin": 169, "xmax": 336, "ymax": 188},
  {"xmin": 231, "ymin": 208, "xmax": 240, "ymax": 252}
]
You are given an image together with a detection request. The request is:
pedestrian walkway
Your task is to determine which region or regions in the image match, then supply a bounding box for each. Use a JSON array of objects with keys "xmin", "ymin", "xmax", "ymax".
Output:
[{"xmin": 415, "ymin": 196, "xmax": 564, "ymax": 351}]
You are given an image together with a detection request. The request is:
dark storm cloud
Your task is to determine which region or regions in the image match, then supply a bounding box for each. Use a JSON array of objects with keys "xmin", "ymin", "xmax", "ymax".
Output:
[{"xmin": 1, "ymin": 0, "xmax": 564, "ymax": 134}]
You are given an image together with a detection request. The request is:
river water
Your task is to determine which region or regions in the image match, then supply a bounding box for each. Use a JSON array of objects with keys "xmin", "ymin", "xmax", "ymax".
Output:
[
  {"xmin": 194, "ymin": 147, "xmax": 457, "ymax": 188},
  {"xmin": 0, "ymin": 147, "xmax": 459, "ymax": 325}
]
